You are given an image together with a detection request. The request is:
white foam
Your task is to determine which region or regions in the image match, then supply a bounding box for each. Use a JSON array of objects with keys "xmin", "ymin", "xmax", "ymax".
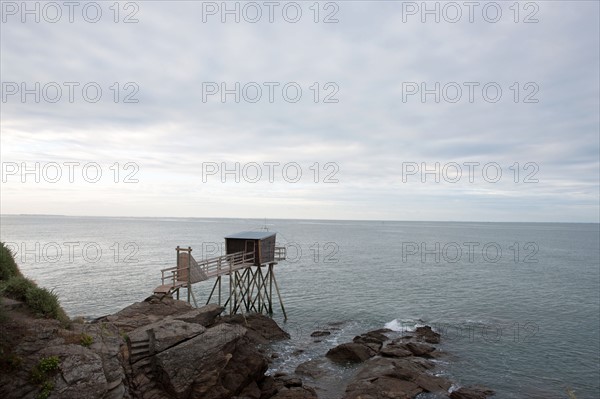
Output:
[{"xmin": 384, "ymin": 319, "xmax": 425, "ymax": 333}]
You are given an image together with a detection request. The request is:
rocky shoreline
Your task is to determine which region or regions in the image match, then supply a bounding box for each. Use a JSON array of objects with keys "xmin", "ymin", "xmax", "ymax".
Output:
[{"xmin": 0, "ymin": 295, "xmax": 494, "ymax": 399}]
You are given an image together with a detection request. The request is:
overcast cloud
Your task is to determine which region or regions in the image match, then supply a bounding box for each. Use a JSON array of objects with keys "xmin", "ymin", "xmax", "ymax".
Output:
[{"xmin": 1, "ymin": 1, "xmax": 598, "ymax": 222}]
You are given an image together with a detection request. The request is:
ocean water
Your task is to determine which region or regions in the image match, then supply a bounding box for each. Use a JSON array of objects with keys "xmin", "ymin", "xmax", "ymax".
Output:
[{"xmin": 0, "ymin": 215, "xmax": 598, "ymax": 398}]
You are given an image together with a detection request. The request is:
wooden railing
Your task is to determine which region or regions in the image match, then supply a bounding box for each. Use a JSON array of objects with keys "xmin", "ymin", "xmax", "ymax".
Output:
[{"xmin": 160, "ymin": 251, "xmax": 255, "ymax": 288}]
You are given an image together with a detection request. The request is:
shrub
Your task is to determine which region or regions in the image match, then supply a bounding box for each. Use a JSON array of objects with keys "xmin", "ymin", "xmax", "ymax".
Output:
[
  {"xmin": 0, "ymin": 297, "xmax": 6, "ymax": 323},
  {"xmin": 0, "ymin": 276, "xmax": 36, "ymax": 302},
  {"xmin": 25, "ymin": 287, "xmax": 63, "ymax": 320},
  {"xmin": 37, "ymin": 356, "xmax": 60, "ymax": 373},
  {"xmin": 0, "ymin": 243, "xmax": 69, "ymax": 325},
  {"xmin": 36, "ymin": 381, "xmax": 54, "ymax": 399},
  {"xmin": 80, "ymin": 333, "xmax": 93, "ymax": 347},
  {"xmin": 30, "ymin": 357, "xmax": 59, "ymax": 399},
  {"xmin": 0, "ymin": 243, "xmax": 22, "ymax": 281}
]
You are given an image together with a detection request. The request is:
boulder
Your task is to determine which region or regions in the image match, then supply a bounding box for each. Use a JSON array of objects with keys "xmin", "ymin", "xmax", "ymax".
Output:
[
  {"xmin": 270, "ymin": 386, "xmax": 318, "ymax": 399},
  {"xmin": 257, "ymin": 374, "xmax": 318, "ymax": 399},
  {"xmin": 295, "ymin": 359, "xmax": 330, "ymax": 379},
  {"xmin": 380, "ymin": 343, "xmax": 413, "ymax": 358},
  {"xmin": 326, "ymin": 342, "xmax": 376, "ymax": 363},
  {"xmin": 172, "ymin": 304, "xmax": 224, "ymax": 326},
  {"xmin": 450, "ymin": 385, "xmax": 495, "ymax": 399},
  {"xmin": 405, "ymin": 342, "xmax": 436, "ymax": 357},
  {"xmin": 414, "ymin": 326, "xmax": 441, "ymax": 344},
  {"xmin": 344, "ymin": 357, "xmax": 452, "ymax": 399},
  {"xmin": 218, "ymin": 313, "xmax": 290, "ymax": 344},
  {"xmin": 155, "ymin": 323, "xmax": 247, "ymax": 398},
  {"xmin": 39, "ymin": 344, "xmax": 108, "ymax": 399},
  {"xmin": 310, "ymin": 331, "xmax": 331, "ymax": 337}
]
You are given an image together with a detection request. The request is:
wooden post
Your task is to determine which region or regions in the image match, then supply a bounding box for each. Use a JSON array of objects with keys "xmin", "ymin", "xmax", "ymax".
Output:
[
  {"xmin": 187, "ymin": 247, "xmax": 192, "ymax": 304},
  {"xmin": 271, "ymin": 263, "xmax": 286, "ymax": 320},
  {"xmin": 268, "ymin": 264, "xmax": 273, "ymax": 314},
  {"xmin": 229, "ymin": 256, "xmax": 232, "ymax": 314},
  {"xmin": 176, "ymin": 246, "xmax": 181, "ymax": 300}
]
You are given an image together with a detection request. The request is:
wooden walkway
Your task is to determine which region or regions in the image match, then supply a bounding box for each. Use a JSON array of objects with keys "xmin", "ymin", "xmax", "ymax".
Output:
[{"xmin": 153, "ymin": 251, "xmax": 255, "ymax": 295}]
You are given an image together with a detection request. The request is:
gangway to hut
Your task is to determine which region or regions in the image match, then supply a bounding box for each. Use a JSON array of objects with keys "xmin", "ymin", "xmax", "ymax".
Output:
[{"xmin": 153, "ymin": 231, "xmax": 288, "ymax": 318}]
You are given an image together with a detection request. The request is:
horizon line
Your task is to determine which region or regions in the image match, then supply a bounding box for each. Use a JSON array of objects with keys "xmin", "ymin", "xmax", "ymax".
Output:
[{"xmin": 1, "ymin": 213, "xmax": 598, "ymax": 225}]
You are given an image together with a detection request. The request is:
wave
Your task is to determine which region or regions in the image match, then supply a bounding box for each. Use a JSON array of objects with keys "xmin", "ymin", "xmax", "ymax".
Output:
[{"xmin": 384, "ymin": 318, "xmax": 426, "ymax": 333}]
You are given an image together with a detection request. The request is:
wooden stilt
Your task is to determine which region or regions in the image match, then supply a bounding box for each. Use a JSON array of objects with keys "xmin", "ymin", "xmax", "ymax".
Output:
[{"xmin": 271, "ymin": 265, "xmax": 287, "ymax": 320}]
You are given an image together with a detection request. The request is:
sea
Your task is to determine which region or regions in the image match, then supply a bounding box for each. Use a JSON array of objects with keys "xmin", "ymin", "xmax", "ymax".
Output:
[{"xmin": 1, "ymin": 215, "xmax": 598, "ymax": 399}]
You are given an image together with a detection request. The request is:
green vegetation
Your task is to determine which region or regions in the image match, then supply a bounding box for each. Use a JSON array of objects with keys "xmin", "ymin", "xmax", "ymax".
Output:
[
  {"xmin": 0, "ymin": 242, "xmax": 69, "ymax": 324},
  {"xmin": 2, "ymin": 276, "xmax": 36, "ymax": 301},
  {"xmin": 0, "ymin": 297, "xmax": 6, "ymax": 323},
  {"xmin": 37, "ymin": 356, "xmax": 60, "ymax": 374},
  {"xmin": 36, "ymin": 381, "xmax": 54, "ymax": 399},
  {"xmin": 80, "ymin": 333, "xmax": 94, "ymax": 347},
  {"xmin": 0, "ymin": 242, "xmax": 22, "ymax": 281},
  {"xmin": 30, "ymin": 356, "xmax": 60, "ymax": 399}
]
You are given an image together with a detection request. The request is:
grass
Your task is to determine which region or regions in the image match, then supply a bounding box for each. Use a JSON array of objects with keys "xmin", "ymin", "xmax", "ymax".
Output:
[
  {"xmin": 80, "ymin": 333, "xmax": 94, "ymax": 347},
  {"xmin": 0, "ymin": 242, "xmax": 69, "ymax": 324},
  {"xmin": 0, "ymin": 297, "xmax": 6, "ymax": 323},
  {"xmin": 0, "ymin": 242, "xmax": 22, "ymax": 281}
]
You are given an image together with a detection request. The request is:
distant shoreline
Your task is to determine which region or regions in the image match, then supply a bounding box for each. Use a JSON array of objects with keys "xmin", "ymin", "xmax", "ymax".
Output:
[{"xmin": 2, "ymin": 213, "xmax": 598, "ymax": 224}]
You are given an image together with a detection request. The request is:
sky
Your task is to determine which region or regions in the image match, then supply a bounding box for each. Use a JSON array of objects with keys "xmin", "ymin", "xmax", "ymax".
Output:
[{"xmin": 1, "ymin": 0, "xmax": 599, "ymax": 222}]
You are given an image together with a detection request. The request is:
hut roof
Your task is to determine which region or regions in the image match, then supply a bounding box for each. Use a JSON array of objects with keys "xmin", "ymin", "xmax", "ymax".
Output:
[{"xmin": 224, "ymin": 231, "xmax": 276, "ymax": 240}]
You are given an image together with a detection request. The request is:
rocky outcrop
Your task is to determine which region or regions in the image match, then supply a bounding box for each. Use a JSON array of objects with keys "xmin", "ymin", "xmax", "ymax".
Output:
[
  {"xmin": 325, "ymin": 329, "xmax": 389, "ymax": 363},
  {"xmin": 216, "ymin": 313, "xmax": 290, "ymax": 344},
  {"xmin": 319, "ymin": 326, "xmax": 493, "ymax": 399},
  {"xmin": 0, "ymin": 295, "xmax": 304, "ymax": 399},
  {"xmin": 0, "ymin": 293, "xmax": 494, "ymax": 399},
  {"xmin": 414, "ymin": 325, "xmax": 441, "ymax": 344},
  {"xmin": 259, "ymin": 375, "xmax": 318, "ymax": 399}
]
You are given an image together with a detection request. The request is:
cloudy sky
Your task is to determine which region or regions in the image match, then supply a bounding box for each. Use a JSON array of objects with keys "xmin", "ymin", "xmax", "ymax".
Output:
[{"xmin": 1, "ymin": 1, "xmax": 598, "ymax": 222}]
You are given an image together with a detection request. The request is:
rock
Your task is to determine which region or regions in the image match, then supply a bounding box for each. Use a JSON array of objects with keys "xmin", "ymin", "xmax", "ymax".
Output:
[
  {"xmin": 292, "ymin": 349, "xmax": 304, "ymax": 356},
  {"xmin": 344, "ymin": 356, "xmax": 452, "ymax": 399},
  {"xmin": 218, "ymin": 313, "xmax": 290, "ymax": 344},
  {"xmin": 39, "ymin": 344, "xmax": 108, "ymax": 399},
  {"xmin": 345, "ymin": 376, "xmax": 422, "ymax": 399},
  {"xmin": 450, "ymin": 385, "xmax": 495, "ymax": 399},
  {"xmin": 239, "ymin": 380, "xmax": 262, "ymax": 399},
  {"xmin": 369, "ymin": 328, "xmax": 393, "ymax": 335},
  {"xmin": 326, "ymin": 342, "xmax": 376, "ymax": 363},
  {"xmin": 155, "ymin": 324, "xmax": 260, "ymax": 399},
  {"xmin": 271, "ymin": 386, "xmax": 318, "ymax": 399},
  {"xmin": 415, "ymin": 326, "xmax": 441, "ymax": 344},
  {"xmin": 405, "ymin": 342, "xmax": 436, "ymax": 357},
  {"xmin": 128, "ymin": 318, "xmax": 205, "ymax": 353},
  {"xmin": 282, "ymin": 377, "xmax": 303, "ymax": 388},
  {"xmin": 310, "ymin": 331, "xmax": 331, "ymax": 337},
  {"xmin": 380, "ymin": 343, "xmax": 413, "ymax": 358},
  {"xmin": 295, "ymin": 359, "xmax": 329, "ymax": 379},
  {"xmin": 172, "ymin": 304, "xmax": 224, "ymax": 326},
  {"xmin": 102, "ymin": 296, "xmax": 194, "ymax": 332},
  {"xmin": 363, "ymin": 330, "xmax": 390, "ymax": 343}
]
